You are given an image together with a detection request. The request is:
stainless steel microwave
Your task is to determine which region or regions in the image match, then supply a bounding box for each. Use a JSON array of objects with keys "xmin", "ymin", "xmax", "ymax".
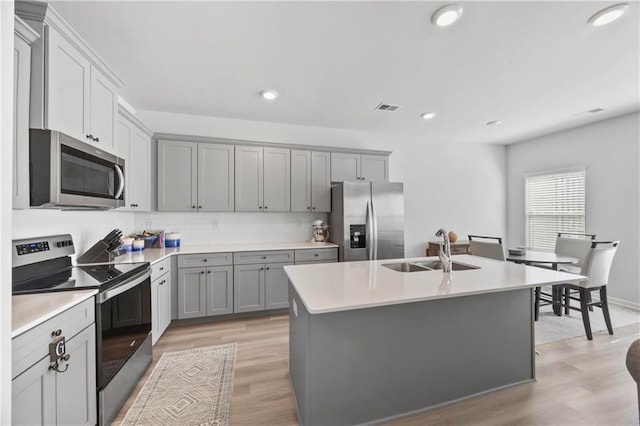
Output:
[{"xmin": 29, "ymin": 129, "xmax": 125, "ymax": 209}]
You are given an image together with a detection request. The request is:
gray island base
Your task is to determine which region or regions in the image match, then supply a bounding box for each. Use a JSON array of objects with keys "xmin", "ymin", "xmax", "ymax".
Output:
[{"xmin": 289, "ymin": 284, "xmax": 534, "ymax": 425}]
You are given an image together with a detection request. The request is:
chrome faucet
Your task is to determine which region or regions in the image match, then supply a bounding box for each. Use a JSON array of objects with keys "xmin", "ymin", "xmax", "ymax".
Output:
[{"xmin": 435, "ymin": 228, "xmax": 452, "ymax": 273}]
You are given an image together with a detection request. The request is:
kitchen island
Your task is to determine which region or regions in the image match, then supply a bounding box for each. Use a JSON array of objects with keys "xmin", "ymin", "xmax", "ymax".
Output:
[{"xmin": 284, "ymin": 255, "xmax": 586, "ymax": 426}]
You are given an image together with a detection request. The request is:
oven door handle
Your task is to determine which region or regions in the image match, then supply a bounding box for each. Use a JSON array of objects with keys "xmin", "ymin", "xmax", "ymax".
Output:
[{"xmin": 97, "ymin": 267, "xmax": 151, "ymax": 303}]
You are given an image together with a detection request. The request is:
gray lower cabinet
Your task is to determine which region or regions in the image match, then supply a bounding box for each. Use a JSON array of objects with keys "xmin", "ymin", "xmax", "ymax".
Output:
[
  {"xmin": 234, "ymin": 262, "xmax": 292, "ymax": 312},
  {"xmin": 178, "ymin": 265, "xmax": 233, "ymax": 319},
  {"xmin": 12, "ymin": 324, "xmax": 97, "ymax": 426},
  {"xmin": 151, "ymin": 271, "xmax": 172, "ymax": 345}
]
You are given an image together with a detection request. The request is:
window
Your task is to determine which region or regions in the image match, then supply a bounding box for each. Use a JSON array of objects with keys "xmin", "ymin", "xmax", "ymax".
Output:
[{"xmin": 525, "ymin": 168, "xmax": 586, "ymax": 251}]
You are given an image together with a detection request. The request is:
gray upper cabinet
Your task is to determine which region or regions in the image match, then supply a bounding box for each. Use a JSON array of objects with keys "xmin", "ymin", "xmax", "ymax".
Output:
[
  {"xmin": 291, "ymin": 151, "xmax": 331, "ymax": 212},
  {"xmin": 13, "ymin": 17, "xmax": 39, "ymax": 210},
  {"xmin": 158, "ymin": 140, "xmax": 234, "ymax": 212},
  {"xmin": 331, "ymin": 152, "xmax": 388, "ymax": 182},
  {"xmin": 235, "ymin": 146, "xmax": 291, "ymax": 212},
  {"xmin": 235, "ymin": 145, "xmax": 264, "ymax": 211},
  {"xmin": 116, "ymin": 107, "xmax": 153, "ymax": 211},
  {"xmin": 17, "ymin": 2, "xmax": 123, "ymax": 155},
  {"xmin": 157, "ymin": 140, "xmax": 198, "ymax": 211},
  {"xmin": 199, "ymin": 144, "xmax": 235, "ymax": 211},
  {"xmin": 361, "ymin": 154, "xmax": 389, "ymax": 182}
]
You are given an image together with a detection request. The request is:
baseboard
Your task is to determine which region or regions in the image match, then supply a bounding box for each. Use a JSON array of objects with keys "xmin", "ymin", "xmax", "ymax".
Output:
[{"xmin": 608, "ymin": 296, "xmax": 640, "ymax": 311}]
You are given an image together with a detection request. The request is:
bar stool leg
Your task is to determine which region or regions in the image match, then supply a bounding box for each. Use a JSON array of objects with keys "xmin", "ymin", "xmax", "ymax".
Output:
[
  {"xmin": 564, "ymin": 287, "xmax": 570, "ymax": 315},
  {"xmin": 534, "ymin": 287, "xmax": 541, "ymax": 321},
  {"xmin": 600, "ymin": 286, "xmax": 614, "ymax": 335},
  {"xmin": 579, "ymin": 288, "xmax": 593, "ymax": 340}
]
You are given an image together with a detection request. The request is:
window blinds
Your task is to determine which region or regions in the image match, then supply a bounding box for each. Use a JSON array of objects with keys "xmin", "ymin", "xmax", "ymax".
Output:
[{"xmin": 525, "ymin": 169, "xmax": 586, "ymax": 251}]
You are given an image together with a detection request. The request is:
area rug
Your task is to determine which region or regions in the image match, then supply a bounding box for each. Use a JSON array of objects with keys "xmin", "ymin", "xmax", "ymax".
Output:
[
  {"xmin": 535, "ymin": 303, "xmax": 640, "ymax": 345},
  {"xmin": 121, "ymin": 343, "xmax": 236, "ymax": 426}
]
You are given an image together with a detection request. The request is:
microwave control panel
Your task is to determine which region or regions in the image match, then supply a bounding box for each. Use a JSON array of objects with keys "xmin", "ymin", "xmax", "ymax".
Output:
[{"xmin": 350, "ymin": 224, "xmax": 367, "ymax": 249}]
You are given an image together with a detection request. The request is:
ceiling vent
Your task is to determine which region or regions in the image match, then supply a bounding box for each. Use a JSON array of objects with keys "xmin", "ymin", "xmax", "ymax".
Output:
[{"xmin": 375, "ymin": 103, "xmax": 401, "ymax": 112}]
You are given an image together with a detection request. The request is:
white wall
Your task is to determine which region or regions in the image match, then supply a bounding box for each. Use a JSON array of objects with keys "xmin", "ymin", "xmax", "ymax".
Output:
[
  {"xmin": 1, "ymin": 1, "xmax": 14, "ymax": 421},
  {"xmin": 12, "ymin": 210, "xmax": 135, "ymax": 263},
  {"xmin": 506, "ymin": 112, "xmax": 640, "ymax": 306},
  {"xmin": 138, "ymin": 110, "xmax": 507, "ymax": 255}
]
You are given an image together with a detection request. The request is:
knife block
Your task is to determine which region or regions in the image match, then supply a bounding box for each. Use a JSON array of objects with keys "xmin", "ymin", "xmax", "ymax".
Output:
[{"xmin": 77, "ymin": 240, "xmax": 116, "ymax": 264}]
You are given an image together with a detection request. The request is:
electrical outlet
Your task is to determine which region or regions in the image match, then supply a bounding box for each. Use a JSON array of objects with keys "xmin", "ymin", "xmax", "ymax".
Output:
[
  {"xmin": 212, "ymin": 220, "xmax": 218, "ymax": 230},
  {"xmin": 145, "ymin": 221, "xmax": 152, "ymax": 230}
]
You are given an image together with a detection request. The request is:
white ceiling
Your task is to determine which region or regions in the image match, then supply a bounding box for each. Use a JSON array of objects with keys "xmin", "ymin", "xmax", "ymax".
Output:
[{"xmin": 49, "ymin": 1, "xmax": 639, "ymax": 145}]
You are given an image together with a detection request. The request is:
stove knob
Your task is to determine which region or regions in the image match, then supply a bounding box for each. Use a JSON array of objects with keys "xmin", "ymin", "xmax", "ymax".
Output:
[{"xmin": 57, "ymin": 242, "xmax": 62, "ymax": 248}]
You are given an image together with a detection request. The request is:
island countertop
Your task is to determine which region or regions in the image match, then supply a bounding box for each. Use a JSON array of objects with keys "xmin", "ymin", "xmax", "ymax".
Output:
[{"xmin": 284, "ymin": 254, "xmax": 587, "ymax": 314}]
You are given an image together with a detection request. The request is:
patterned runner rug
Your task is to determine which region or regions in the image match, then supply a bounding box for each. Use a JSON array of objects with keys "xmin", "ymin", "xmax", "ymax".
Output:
[{"xmin": 122, "ymin": 343, "xmax": 236, "ymax": 426}]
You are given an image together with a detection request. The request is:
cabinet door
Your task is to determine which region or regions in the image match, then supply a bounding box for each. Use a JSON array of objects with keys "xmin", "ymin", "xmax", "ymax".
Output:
[
  {"xmin": 115, "ymin": 119, "xmax": 132, "ymax": 210},
  {"xmin": 158, "ymin": 140, "xmax": 198, "ymax": 211},
  {"xmin": 177, "ymin": 267, "xmax": 207, "ymax": 319},
  {"xmin": 291, "ymin": 150, "xmax": 312, "ymax": 212},
  {"xmin": 56, "ymin": 325, "xmax": 97, "ymax": 426},
  {"xmin": 311, "ymin": 151, "xmax": 331, "ymax": 212},
  {"xmin": 89, "ymin": 65, "xmax": 118, "ymax": 153},
  {"xmin": 330, "ymin": 152, "xmax": 361, "ymax": 182},
  {"xmin": 46, "ymin": 28, "xmax": 91, "ymax": 143},
  {"xmin": 361, "ymin": 154, "xmax": 389, "ymax": 182},
  {"xmin": 12, "ymin": 356, "xmax": 56, "ymax": 426},
  {"xmin": 235, "ymin": 146, "xmax": 263, "ymax": 211},
  {"xmin": 233, "ymin": 264, "xmax": 265, "ymax": 313},
  {"xmin": 151, "ymin": 277, "xmax": 160, "ymax": 345},
  {"xmin": 206, "ymin": 266, "xmax": 233, "ymax": 316},
  {"xmin": 263, "ymin": 147, "xmax": 291, "ymax": 212},
  {"xmin": 199, "ymin": 143, "xmax": 234, "ymax": 211},
  {"xmin": 13, "ymin": 34, "xmax": 31, "ymax": 209},
  {"xmin": 129, "ymin": 129, "xmax": 151, "ymax": 210},
  {"xmin": 159, "ymin": 273, "xmax": 172, "ymax": 336},
  {"xmin": 265, "ymin": 262, "xmax": 292, "ymax": 310}
]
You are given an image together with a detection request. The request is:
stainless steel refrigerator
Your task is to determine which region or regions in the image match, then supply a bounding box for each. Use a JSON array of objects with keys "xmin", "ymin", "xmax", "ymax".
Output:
[{"xmin": 329, "ymin": 181, "xmax": 404, "ymax": 262}]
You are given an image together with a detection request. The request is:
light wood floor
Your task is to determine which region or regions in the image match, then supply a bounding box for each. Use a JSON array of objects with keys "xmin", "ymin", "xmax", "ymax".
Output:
[{"xmin": 113, "ymin": 315, "xmax": 640, "ymax": 425}]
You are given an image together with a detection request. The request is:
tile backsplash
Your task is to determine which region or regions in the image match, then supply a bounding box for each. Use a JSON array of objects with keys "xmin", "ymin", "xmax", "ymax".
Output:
[
  {"xmin": 12, "ymin": 209, "xmax": 135, "ymax": 261},
  {"xmin": 133, "ymin": 212, "xmax": 328, "ymax": 245}
]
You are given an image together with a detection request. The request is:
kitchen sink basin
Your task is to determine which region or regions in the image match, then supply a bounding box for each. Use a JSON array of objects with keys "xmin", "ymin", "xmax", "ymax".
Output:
[{"xmin": 382, "ymin": 260, "xmax": 480, "ymax": 272}]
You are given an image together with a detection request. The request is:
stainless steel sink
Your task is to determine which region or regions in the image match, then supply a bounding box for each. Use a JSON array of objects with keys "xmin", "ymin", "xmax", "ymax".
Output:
[{"xmin": 382, "ymin": 260, "xmax": 480, "ymax": 272}]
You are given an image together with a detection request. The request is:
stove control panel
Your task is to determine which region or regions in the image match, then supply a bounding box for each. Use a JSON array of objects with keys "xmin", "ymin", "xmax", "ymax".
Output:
[
  {"xmin": 16, "ymin": 241, "xmax": 51, "ymax": 256},
  {"xmin": 12, "ymin": 234, "xmax": 75, "ymax": 268}
]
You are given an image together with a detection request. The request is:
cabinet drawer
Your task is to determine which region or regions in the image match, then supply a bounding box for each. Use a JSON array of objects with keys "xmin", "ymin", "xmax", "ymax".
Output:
[
  {"xmin": 233, "ymin": 250, "xmax": 294, "ymax": 265},
  {"xmin": 295, "ymin": 248, "xmax": 338, "ymax": 263},
  {"xmin": 151, "ymin": 257, "xmax": 171, "ymax": 281},
  {"xmin": 178, "ymin": 252, "xmax": 233, "ymax": 268},
  {"xmin": 450, "ymin": 246, "xmax": 469, "ymax": 255},
  {"xmin": 12, "ymin": 297, "xmax": 94, "ymax": 379}
]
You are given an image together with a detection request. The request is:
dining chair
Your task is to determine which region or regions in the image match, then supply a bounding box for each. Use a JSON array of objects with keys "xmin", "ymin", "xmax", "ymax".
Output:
[
  {"xmin": 534, "ymin": 232, "xmax": 596, "ymax": 320},
  {"xmin": 467, "ymin": 235, "xmax": 505, "ymax": 261},
  {"xmin": 554, "ymin": 240, "xmax": 619, "ymax": 340}
]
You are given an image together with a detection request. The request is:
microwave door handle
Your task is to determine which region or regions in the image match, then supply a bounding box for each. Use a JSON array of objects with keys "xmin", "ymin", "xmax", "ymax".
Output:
[{"xmin": 114, "ymin": 164, "xmax": 125, "ymax": 199}]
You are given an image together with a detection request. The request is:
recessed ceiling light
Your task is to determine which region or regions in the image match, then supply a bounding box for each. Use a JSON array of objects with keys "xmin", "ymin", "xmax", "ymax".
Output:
[
  {"xmin": 588, "ymin": 3, "xmax": 629, "ymax": 26},
  {"xmin": 486, "ymin": 120, "xmax": 502, "ymax": 126},
  {"xmin": 260, "ymin": 89, "xmax": 279, "ymax": 100},
  {"xmin": 431, "ymin": 4, "xmax": 463, "ymax": 27},
  {"xmin": 420, "ymin": 112, "xmax": 437, "ymax": 120}
]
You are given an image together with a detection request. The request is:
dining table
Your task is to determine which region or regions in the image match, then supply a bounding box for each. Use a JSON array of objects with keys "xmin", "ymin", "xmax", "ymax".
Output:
[{"xmin": 506, "ymin": 249, "xmax": 579, "ymax": 317}]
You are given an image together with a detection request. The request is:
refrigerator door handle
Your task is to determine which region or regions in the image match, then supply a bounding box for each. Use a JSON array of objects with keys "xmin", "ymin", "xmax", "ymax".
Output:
[
  {"xmin": 366, "ymin": 200, "xmax": 373, "ymax": 261},
  {"xmin": 371, "ymin": 199, "xmax": 378, "ymax": 260}
]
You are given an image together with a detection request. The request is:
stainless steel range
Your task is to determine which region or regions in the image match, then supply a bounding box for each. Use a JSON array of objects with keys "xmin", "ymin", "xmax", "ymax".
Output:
[{"xmin": 12, "ymin": 234, "xmax": 152, "ymax": 425}]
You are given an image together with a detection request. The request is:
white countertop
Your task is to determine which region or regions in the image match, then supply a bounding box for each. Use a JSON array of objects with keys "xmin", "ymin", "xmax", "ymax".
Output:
[
  {"xmin": 111, "ymin": 241, "xmax": 338, "ymax": 265},
  {"xmin": 12, "ymin": 289, "xmax": 98, "ymax": 338},
  {"xmin": 284, "ymin": 255, "xmax": 587, "ymax": 314}
]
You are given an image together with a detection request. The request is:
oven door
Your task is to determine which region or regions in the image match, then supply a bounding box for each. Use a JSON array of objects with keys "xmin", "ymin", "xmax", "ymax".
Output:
[{"xmin": 96, "ymin": 268, "xmax": 151, "ymax": 389}]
